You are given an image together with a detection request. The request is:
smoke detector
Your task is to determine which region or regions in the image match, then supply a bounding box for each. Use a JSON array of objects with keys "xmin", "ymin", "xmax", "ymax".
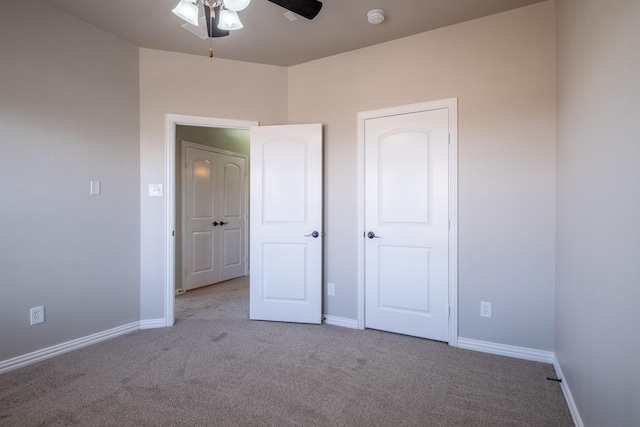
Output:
[{"xmin": 367, "ymin": 9, "xmax": 385, "ymax": 25}]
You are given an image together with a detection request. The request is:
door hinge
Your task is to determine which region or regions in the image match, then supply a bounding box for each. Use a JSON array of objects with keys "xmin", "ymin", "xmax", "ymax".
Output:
[
  {"xmin": 448, "ymin": 133, "xmax": 451, "ymax": 144},
  {"xmin": 449, "ymin": 306, "xmax": 451, "ymax": 317},
  {"xmin": 172, "ymin": 230, "xmax": 175, "ymax": 237}
]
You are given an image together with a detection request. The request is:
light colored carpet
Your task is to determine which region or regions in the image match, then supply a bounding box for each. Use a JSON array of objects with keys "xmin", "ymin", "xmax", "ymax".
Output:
[{"xmin": 0, "ymin": 277, "xmax": 572, "ymax": 426}]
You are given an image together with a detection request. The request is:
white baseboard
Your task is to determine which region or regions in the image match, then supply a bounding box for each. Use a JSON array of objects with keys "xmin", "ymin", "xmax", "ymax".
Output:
[
  {"xmin": 323, "ymin": 315, "xmax": 358, "ymax": 329},
  {"xmin": 140, "ymin": 318, "xmax": 168, "ymax": 329},
  {"xmin": 553, "ymin": 355, "xmax": 584, "ymax": 427},
  {"xmin": 0, "ymin": 321, "xmax": 140, "ymax": 374},
  {"xmin": 457, "ymin": 337, "xmax": 554, "ymax": 363}
]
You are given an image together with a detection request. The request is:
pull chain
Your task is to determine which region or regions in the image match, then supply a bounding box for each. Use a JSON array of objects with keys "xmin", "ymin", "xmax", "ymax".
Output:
[{"xmin": 209, "ymin": 7, "xmax": 215, "ymax": 58}]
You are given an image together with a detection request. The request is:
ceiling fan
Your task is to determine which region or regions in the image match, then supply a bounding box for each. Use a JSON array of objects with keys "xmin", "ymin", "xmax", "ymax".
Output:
[
  {"xmin": 172, "ymin": 0, "xmax": 323, "ymax": 45},
  {"xmin": 263, "ymin": 0, "xmax": 323, "ymax": 20}
]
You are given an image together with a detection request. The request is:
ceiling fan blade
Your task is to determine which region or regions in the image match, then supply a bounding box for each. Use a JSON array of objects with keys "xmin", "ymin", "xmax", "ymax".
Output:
[
  {"xmin": 267, "ymin": 0, "xmax": 323, "ymax": 20},
  {"xmin": 204, "ymin": 4, "xmax": 230, "ymax": 38}
]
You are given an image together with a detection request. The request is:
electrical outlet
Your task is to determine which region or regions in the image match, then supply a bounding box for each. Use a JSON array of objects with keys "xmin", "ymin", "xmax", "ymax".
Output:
[
  {"xmin": 148, "ymin": 184, "xmax": 163, "ymax": 197},
  {"xmin": 30, "ymin": 306, "xmax": 45, "ymax": 325},
  {"xmin": 327, "ymin": 282, "xmax": 335, "ymax": 296},
  {"xmin": 480, "ymin": 301, "xmax": 492, "ymax": 318}
]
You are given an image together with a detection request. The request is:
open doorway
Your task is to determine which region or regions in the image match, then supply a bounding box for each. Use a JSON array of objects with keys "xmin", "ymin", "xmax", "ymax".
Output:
[
  {"xmin": 175, "ymin": 127, "xmax": 249, "ymax": 294},
  {"xmin": 164, "ymin": 115, "xmax": 258, "ymax": 327}
]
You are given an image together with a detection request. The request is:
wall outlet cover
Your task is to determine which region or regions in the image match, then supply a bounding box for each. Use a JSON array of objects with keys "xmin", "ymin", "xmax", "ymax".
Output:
[
  {"xmin": 327, "ymin": 282, "xmax": 335, "ymax": 296},
  {"xmin": 30, "ymin": 306, "xmax": 45, "ymax": 325},
  {"xmin": 480, "ymin": 301, "xmax": 492, "ymax": 318}
]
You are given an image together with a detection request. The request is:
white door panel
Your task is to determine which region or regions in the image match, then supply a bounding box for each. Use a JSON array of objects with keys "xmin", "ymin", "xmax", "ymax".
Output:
[
  {"xmin": 379, "ymin": 131, "xmax": 431, "ymax": 223},
  {"xmin": 184, "ymin": 147, "xmax": 218, "ymax": 290},
  {"xmin": 365, "ymin": 108, "xmax": 449, "ymax": 341},
  {"xmin": 250, "ymin": 124, "xmax": 323, "ymax": 324},
  {"xmin": 192, "ymin": 231, "xmax": 214, "ymax": 273},
  {"xmin": 263, "ymin": 140, "xmax": 307, "ymax": 222},
  {"xmin": 262, "ymin": 243, "xmax": 308, "ymax": 300},
  {"xmin": 218, "ymin": 153, "xmax": 246, "ymax": 281}
]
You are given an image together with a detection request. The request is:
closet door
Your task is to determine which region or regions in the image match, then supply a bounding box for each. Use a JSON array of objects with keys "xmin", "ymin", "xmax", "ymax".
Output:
[
  {"xmin": 217, "ymin": 153, "xmax": 247, "ymax": 282},
  {"xmin": 364, "ymin": 108, "xmax": 450, "ymax": 341},
  {"xmin": 183, "ymin": 143, "xmax": 247, "ymax": 291},
  {"xmin": 184, "ymin": 145, "xmax": 219, "ymax": 291}
]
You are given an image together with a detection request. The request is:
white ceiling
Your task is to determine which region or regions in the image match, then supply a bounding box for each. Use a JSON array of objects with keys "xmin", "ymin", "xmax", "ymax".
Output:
[{"xmin": 40, "ymin": 0, "xmax": 546, "ymax": 67}]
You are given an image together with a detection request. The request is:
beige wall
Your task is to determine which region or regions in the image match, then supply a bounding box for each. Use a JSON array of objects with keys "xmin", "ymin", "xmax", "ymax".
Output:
[
  {"xmin": 139, "ymin": 49, "xmax": 287, "ymax": 320},
  {"xmin": 5, "ymin": 2, "xmax": 639, "ymax": 422},
  {"xmin": 288, "ymin": 2, "xmax": 556, "ymax": 350},
  {"xmin": 0, "ymin": 1, "xmax": 140, "ymax": 360},
  {"xmin": 556, "ymin": 0, "xmax": 640, "ymax": 425}
]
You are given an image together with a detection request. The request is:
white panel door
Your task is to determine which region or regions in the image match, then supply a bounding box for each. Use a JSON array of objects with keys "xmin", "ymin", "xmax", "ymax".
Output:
[
  {"xmin": 250, "ymin": 124, "xmax": 323, "ymax": 324},
  {"xmin": 217, "ymin": 153, "xmax": 247, "ymax": 282},
  {"xmin": 364, "ymin": 108, "xmax": 450, "ymax": 341},
  {"xmin": 184, "ymin": 144, "xmax": 247, "ymax": 291},
  {"xmin": 184, "ymin": 146, "xmax": 218, "ymax": 290}
]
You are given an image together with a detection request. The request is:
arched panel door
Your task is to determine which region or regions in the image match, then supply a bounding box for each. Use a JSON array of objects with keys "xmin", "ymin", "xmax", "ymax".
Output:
[{"xmin": 249, "ymin": 124, "xmax": 323, "ymax": 324}]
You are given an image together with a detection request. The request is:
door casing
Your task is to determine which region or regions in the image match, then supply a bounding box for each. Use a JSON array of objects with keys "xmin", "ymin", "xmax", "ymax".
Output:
[
  {"xmin": 356, "ymin": 99, "xmax": 458, "ymax": 346},
  {"xmin": 164, "ymin": 114, "xmax": 258, "ymax": 327}
]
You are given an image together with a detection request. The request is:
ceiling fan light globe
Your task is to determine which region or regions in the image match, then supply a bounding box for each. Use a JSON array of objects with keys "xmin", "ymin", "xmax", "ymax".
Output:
[
  {"xmin": 218, "ymin": 9, "xmax": 243, "ymax": 30},
  {"xmin": 172, "ymin": 0, "xmax": 200, "ymax": 26},
  {"xmin": 223, "ymin": 0, "xmax": 250, "ymax": 12}
]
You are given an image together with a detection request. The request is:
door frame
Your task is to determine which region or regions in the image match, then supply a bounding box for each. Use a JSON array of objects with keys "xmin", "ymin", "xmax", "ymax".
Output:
[
  {"xmin": 180, "ymin": 140, "xmax": 249, "ymax": 292},
  {"xmin": 164, "ymin": 114, "xmax": 258, "ymax": 326},
  {"xmin": 355, "ymin": 98, "xmax": 458, "ymax": 346}
]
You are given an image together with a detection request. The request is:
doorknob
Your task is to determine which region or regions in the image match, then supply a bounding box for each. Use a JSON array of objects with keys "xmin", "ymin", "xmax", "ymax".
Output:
[
  {"xmin": 305, "ymin": 231, "xmax": 320, "ymax": 238},
  {"xmin": 219, "ymin": 221, "xmax": 228, "ymax": 226},
  {"xmin": 367, "ymin": 231, "xmax": 380, "ymax": 239},
  {"xmin": 212, "ymin": 222, "xmax": 219, "ymax": 226}
]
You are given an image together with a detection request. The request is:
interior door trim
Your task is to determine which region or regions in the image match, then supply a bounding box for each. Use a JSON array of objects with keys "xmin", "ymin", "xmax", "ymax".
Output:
[
  {"xmin": 355, "ymin": 98, "xmax": 458, "ymax": 346},
  {"xmin": 164, "ymin": 114, "xmax": 258, "ymax": 327}
]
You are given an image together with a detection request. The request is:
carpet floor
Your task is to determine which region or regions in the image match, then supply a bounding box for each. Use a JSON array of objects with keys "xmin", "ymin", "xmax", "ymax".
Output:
[{"xmin": 0, "ymin": 277, "xmax": 572, "ymax": 426}]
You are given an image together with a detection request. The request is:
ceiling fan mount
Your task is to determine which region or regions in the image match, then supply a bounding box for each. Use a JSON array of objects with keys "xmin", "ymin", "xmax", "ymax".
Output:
[
  {"xmin": 194, "ymin": 0, "xmax": 323, "ymax": 28},
  {"xmin": 174, "ymin": 0, "xmax": 322, "ymax": 57}
]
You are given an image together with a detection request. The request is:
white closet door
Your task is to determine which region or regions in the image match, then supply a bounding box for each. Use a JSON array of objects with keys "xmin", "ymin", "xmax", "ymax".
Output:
[{"xmin": 364, "ymin": 108, "xmax": 450, "ymax": 341}]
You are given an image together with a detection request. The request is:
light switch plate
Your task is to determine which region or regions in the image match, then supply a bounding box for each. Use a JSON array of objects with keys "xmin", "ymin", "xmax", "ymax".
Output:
[
  {"xmin": 149, "ymin": 184, "xmax": 163, "ymax": 197},
  {"xmin": 90, "ymin": 181, "xmax": 101, "ymax": 195}
]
